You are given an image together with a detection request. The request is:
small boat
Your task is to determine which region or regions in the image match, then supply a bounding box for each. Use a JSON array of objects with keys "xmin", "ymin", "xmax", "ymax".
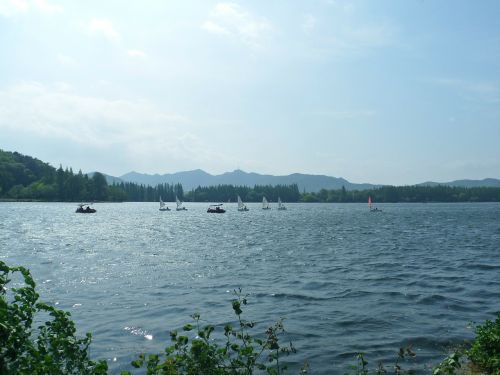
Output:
[
  {"xmin": 237, "ymin": 195, "xmax": 249, "ymax": 211},
  {"xmin": 176, "ymin": 196, "xmax": 187, "ymax": 211},
  {"xmin": 262, "ymin": 196, "xmax": 271, "ymax": 210},
  {"xmin": 277, "ymin": 197, "xmax": 287, "ymax": 210},
  {"xmin": 159, "ymin": 196, "xmax": 170, "ymax": 211},
  {"xmin": 76, "ymin": 203, "xmax": 96, "ymax": 213},
  {"xmin": 207, "ymin": 204, "xmax": 226, "ymax": 213},
  {"xmin": 368, "ymin": 196, "xmax": 382, "ymax": 212}
]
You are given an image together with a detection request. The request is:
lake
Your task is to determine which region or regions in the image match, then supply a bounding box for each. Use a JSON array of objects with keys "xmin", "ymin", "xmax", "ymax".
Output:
[{"xmin": 1, "ymin": 202, "xmax": 499, "ymax": 374}]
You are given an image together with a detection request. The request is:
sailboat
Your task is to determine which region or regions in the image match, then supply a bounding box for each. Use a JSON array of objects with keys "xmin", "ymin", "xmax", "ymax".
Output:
[
  {"xmin": 368, "ymin": 196, "xmax": 381, "ymax": 212},
  {"xmin": 277, "ymin": 197, "xmax": 287, "ymax": 210},
  {"xmin": 159, "ymin": 196, "xmax": 170, "ymax": 211},
  {"xmin": 262, "ymin": 196, "xmax": 271, "ymax": 210},
  {"xmin": 176, "ymin": 196, "xmax": 187, "ymax": 211},
  {"xmin": 237, "ymin": 195, "xmax": 249, "ymax": 211}
]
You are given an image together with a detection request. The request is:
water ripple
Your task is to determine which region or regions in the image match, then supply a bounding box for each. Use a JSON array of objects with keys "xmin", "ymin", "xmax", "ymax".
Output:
[{"xmin": 1, "ymin": 202, "xmax": 499, "ymax": 374}]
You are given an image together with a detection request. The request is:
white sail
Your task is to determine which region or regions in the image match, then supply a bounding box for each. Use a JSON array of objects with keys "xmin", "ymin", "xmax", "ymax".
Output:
[
  {"xmin": 262, "ymin": 197, "xmax": 270, "ymax": 209},
  {"xmin": 159, "ymin": 196, "xmax": 170, "ymax": 211},
  {"xmin": 176, "ymin": 195, "xmax": 187, "ymax": 210},
  {"xmin": 237, "ymin": 195, "xmax": 248, "ymax": 211}
]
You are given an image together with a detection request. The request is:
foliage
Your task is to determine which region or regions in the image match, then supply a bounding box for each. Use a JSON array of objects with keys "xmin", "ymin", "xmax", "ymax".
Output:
[
  {"xmin": 0, "ymin": 260, "xmax": 108, "ymax": 374},
  {"xmin": 184, "ymin": 184, "xmax": 301, "ymax": 203},
  {"xmin": 115, "ymin": 181, "xmax": 185, "ymax": 202},
  {"xmin": 123, "ymin": 288, "xmax": 298, "ymax": 375},
  {"xmin": 302, "ymin": 185, "xmax": 500, "ymax": 203},
  {"xmin": 433, "ymin": 352, "xmax": 463, "ymax": 375},
  {"xmin": 468, "ymin": 313, "xmax": 500, "ymax": 375},
  {"xmin": 344, "ymin": 346, "xmax": 416, "ymax": 375},
  {"xmin": 430, "ymin": 313, "xmax": 499, "ymax": 375}
]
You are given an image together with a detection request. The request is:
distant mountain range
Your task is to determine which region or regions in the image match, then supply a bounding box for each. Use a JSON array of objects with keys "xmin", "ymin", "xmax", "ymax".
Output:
[{"xmin": 92, "ymin": 169, "xmax": 500, "ymax": 193}]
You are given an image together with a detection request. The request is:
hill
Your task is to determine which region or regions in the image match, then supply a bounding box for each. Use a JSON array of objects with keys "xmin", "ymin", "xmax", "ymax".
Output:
[
  {"xmin": 0, "ymin": 149, "xmax": 55, "ymax": 196},
  {"xmin": 118, "ymin": 169, "xmax": 379, "ymax": 192}
]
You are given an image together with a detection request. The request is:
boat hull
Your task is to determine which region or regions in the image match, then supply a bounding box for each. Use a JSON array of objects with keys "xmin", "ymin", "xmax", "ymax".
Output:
[
  {"xmin": 207, "ymin": 209, "xmax": 225, "ymax": 213},
  {"xmin": 76, "ymin": 208, "xmax": 96, "ymax": 213}
]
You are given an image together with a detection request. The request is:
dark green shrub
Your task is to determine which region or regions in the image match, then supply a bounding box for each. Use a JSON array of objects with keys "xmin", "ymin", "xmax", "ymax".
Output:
[
  {"xmin": 433, "ymin": 352, "xmax": 463, "ymax": 375},
  {"xmin": 468, "ymin": 313, "xmax": 500, "ymax": 375},
  {"xmin": 0, "ymin": 261, "xmax": 107, "ymax": 374}
]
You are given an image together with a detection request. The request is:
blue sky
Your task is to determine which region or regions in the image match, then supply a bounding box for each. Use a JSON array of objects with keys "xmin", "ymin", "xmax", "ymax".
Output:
[{"xmin": 1, "ymin": 0, "xmax": 499, "ymax": 184}]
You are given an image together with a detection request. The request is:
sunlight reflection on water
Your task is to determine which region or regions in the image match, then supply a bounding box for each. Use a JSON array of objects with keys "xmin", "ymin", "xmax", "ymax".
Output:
[{"xmin": 1, "ymin": 202, "xmax": 499, "ymax": 374}]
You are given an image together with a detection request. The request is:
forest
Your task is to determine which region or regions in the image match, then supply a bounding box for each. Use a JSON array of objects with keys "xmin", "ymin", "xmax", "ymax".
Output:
[{"xmin": 1, "ymin": 149, "xmax": 500, "ymax": 203}]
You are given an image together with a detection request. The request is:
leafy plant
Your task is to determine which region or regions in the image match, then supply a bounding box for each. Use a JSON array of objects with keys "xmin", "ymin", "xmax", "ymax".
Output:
[
  {"xmin": 468, "ymin": 313, "xmax": 500, "ymax": 375},
  {"xmin": 123, "ymin": 288, "xmax": 297, "ymax": 375},
  {"xmin": 344, "ymin": 346, "xmax": 416, "ymax": 375},
  {"xmin": 433, "ymin": 352, "xmax": 463, "ymax": 375},
  {"xmin": 0, "ymin": 260, "xmax": 107, "ymax": 374}
]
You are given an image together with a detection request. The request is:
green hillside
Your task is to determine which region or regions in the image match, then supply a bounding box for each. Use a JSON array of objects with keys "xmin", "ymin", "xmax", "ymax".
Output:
[{"xmin": 0, "ymin": 149, "xmax": 124, "ymax": 201}]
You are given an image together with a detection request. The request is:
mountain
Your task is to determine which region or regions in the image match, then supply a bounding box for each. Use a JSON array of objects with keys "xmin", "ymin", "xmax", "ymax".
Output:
[
  {"xmin": 114, "ymin": 169, "xmax": 500, "ymax": 192},
  {"xmin": 418, "ymin": 178, "xmax": 500, "ymax": 188},
  {"xmin": 117, "ymin": 169, "xmax": 380, "ymax": 192},
  {"xmin": 87, "ymin": 172, "xmax": 123, "ymax": 185},
  {"xmin": 120, "ymin": 169, "xmax": 213, "ymax": 188}
]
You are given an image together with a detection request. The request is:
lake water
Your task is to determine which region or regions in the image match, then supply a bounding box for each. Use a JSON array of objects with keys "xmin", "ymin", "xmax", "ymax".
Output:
[{"xmin": 1, "ymin": 202, "xmax": 499, "ymax": 374}]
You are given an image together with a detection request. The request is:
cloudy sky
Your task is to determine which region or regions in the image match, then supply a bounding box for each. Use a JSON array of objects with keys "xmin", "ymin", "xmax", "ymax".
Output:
[{"xmin": 1, "ymin": 0, "xmax": 499, "ymax": 184}]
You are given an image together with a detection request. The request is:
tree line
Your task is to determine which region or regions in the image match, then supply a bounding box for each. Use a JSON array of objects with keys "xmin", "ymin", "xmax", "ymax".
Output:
[
  {"xmin": 2, "ymin": 149, "xmax": 500, "ymax": 203},
  {"xmin": 184, "ymin": 184, "xmax": 301, "ymax": 203},
  {"xmin": 302, "ymin": 185, "xmax": 500, "ymax": 203}
]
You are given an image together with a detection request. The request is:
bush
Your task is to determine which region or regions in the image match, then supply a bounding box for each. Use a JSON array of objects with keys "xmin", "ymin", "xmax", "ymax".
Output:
[
  {"xmin": 123, "ymin": 288, "xmax": 300, "ymax": 375},
  {"xmin": 0, "ymin": 261, "xmax": 107, "ymax": 374},
  {"xmin": 468, "ymin": 313, "xmax": 500, "ymax": 375}
]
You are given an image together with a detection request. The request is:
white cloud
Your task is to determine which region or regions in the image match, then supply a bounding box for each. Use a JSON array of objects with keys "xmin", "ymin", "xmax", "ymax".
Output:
[
  {"xmin": 302, "ymin": 14, "xmax": 316, "ymax": 34},
  {"xmin": 0, "ymin": 0, "xmax": 29, "ymax": 17},
  {"xmin": 202, "ymin": 2, "xmax": 273, "ymax": 48},
  {"xmin": 0, "ymin": 0, "xmax": 61, "ymax": 16},
  {"xmin": 127, "ymin": 49, "xmax": 147, "ymax": 58},
  {"xmin": 88, "ymin": 18, "xmax": 120, "ymax": 43},
  {"xmin": 57, "ymin": 53, "xmax": 77, "ymax": 66},
  {"xmin": 33, "ymin": 0, "xmax": 61, "ymax": 14},
  {"xmin": 201, "ymin": 20, "xmax": 229, "ymax": 35},
  {"xmin": 0, "ymin": 82, "xmax": 226, "ymax": 169}
]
